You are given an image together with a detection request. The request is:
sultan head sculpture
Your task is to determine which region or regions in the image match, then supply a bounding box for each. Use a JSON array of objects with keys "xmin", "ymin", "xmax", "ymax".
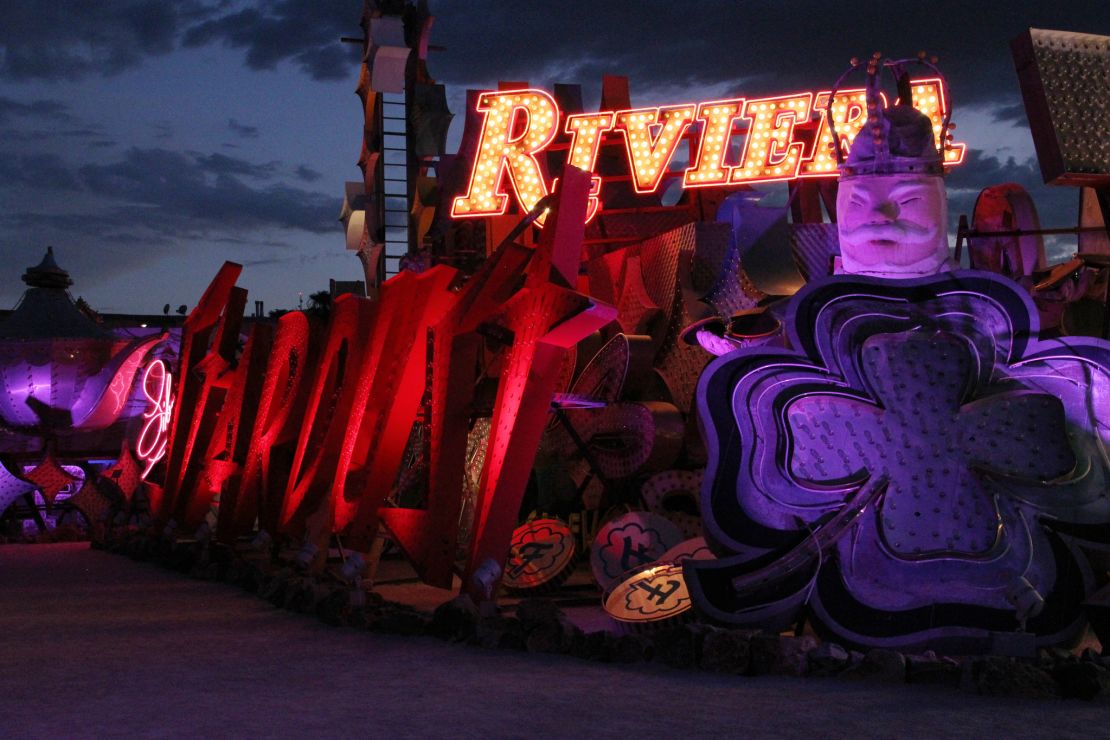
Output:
[
  {"xmin": 834, "ymin": 103, "xmax": 955, "ymax": 278},
  {"xmin": 692, "ymin": 58, "xmax": 957, "ymax": 356}
]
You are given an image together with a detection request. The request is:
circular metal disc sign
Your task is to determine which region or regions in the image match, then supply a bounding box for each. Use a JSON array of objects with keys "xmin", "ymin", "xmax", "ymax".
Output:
[
  {"xmin": 502, "ymin": 518, "xmax": 576, "ymax": 591},
  {"xmin": 590, "ymin": 511, "xmax": 683, "ymax": 591},
  {"xmin": 660, "ymin": 536, "xmax": 714, "ymax": 563},
  {"xmin": 604, "ymin": 562, "xmax": 692, "ymax": 624}
]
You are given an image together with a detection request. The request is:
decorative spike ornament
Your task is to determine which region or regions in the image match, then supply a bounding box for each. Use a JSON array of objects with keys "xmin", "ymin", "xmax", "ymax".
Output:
[{"xmin": 825, "ymin": 52, "xmax": 952, "ymax": 176}]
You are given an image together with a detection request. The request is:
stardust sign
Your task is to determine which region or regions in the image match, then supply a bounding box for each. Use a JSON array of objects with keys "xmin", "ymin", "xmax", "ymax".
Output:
[{"xmin": 452, "ymin": 79, "xmax": 965, "ymax": 224}]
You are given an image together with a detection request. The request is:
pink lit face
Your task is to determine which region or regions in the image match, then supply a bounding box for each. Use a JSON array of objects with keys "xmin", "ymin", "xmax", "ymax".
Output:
[{"xmin": 836, "ymin": 174, "xmax": 949, "ymax": 275}]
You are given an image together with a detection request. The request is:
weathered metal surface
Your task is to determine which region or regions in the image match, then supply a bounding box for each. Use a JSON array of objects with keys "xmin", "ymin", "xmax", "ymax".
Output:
[{"xmin": 1013, "ymin": 29, "xmax": 1110, "ymax": 186}]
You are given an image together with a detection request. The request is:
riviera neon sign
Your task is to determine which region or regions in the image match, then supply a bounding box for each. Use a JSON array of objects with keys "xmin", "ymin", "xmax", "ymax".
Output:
[
  {"xmin": 452, "ymin": 79, "xmax": 965, "ymax": 224},
  {"xmin": 137, "ymin": 358, "xmax": 174, "ymax": 479}
]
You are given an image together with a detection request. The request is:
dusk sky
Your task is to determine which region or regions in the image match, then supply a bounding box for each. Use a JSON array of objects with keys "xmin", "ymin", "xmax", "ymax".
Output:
[{"xmin": 1, "ymin": 1, "xmax": 1107, "ymax": 314}]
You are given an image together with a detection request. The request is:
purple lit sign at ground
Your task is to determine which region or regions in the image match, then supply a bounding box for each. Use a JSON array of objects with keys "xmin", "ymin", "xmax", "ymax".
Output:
[{"xmin": 689, "ymin": 272, "xmax": 1110, "ymax": 652}]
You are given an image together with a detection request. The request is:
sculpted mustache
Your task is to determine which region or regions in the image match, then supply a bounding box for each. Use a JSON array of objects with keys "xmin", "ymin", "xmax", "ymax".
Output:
[{"xmin": 842, "ymin": 221, "xmax": 934, "ymax": 240}]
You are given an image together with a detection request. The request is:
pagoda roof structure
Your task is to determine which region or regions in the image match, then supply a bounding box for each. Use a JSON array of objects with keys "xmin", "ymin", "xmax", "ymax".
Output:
[{"xmin": 0, "ymin": 247, "xmax": 110, "ymax": 340}]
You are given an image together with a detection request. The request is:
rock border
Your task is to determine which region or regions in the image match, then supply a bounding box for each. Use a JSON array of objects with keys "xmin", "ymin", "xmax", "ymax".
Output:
[{"xmin": 92, "ymin": 526, "xmax": 1110, "ymax": 702}]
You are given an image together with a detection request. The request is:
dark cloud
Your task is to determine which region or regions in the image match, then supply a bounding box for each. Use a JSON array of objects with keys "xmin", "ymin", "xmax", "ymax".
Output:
[
  {"xmin": 192, "ymin": 151, "xmax": 279, "ymax": 179},
  {"xmin": 151, "ymin": 122, "xmax": 174, "ymax": 141},
  {"xmin": 944, "ymin": 148, "xmax": 1076, "ymax": 235},
  {"xmin": 0, "ymin": 105, "xmax": 114, "ymax": 147},
  {"xmin": 292, "ymin": 43, "xmax": 356, "ymax": 81},
  {"xmin": 946, "ymin": 149, "xmax": 1041, "ymax": 192},
  {"xmin": 0, "ymin": 2, "xmax": 214, "ymax": 81},
  {"xmin": 228, "ymin": 118, "xmax": 260, "ymax": 138},
  {"xmin": 0, "ymin": 143, "xmax": 336, "ymax": 237},
  {"xmin": 1, "ymin": 128, "xmax": 108, "ymax": 144},
  {"xmin": 0, "ymin": 211, "xmax": 168, "ymax": 244},
  {"xmin": 0, "ymin": 96, "xmax": 114, "ymax": 149},
  {"xmin": 2, "ymin": 1, "xmax": 1105, "ymax": 94},
  {"xmin": 295, "ymin": 164, "xmax": 322, "ymax": 182},
  {"xmin": 991, "ymin": 102, "xmax": 1029, "ymax": 125},
  {"xmin": 77, "ymin": 147, "xmax": 335, "ymax": 234},
  {"xmin": 0, "ymin": 152, "xmax": 79, "ymax": 191},
  {"xmin": 0, "ymin": 96, "xmax": 74, "ymax": 124},
  {"xmin": 2, "ymin": 1, "xmax": 359, "ymax": 83},
  {"xmin": 59, "ymin": 128, "xmax": 107, "ymax": 139},
  {"xmin": 181, "ymin": 0, "xmax": 361, "ymax": 80},
  {"xmin": 427, "ymin": 1, "xmax": 1110, "ymax": 107}
]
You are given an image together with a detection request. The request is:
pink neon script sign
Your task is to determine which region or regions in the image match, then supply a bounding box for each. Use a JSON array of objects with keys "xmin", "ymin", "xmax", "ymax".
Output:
[{"xmin": 137, "ymin": 359, "xmax": 174, "ymax": 479}]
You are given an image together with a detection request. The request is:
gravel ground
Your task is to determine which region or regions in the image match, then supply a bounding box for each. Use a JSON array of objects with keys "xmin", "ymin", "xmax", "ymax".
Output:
[{"xmin": 0, "ymin": 543, "xmax": 1104, "ymax": 739}]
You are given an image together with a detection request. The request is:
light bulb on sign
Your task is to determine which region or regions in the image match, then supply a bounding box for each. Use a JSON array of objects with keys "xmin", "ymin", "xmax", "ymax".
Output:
[{"xmin": 451, "ymin": 89, "xmax": 561, "ymax": 220}]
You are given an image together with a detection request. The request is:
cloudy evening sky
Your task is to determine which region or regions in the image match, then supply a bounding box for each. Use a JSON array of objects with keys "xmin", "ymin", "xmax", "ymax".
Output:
[{"xmin": 0, "ymin": 1, "xmax": 1107, "ymax": 314}]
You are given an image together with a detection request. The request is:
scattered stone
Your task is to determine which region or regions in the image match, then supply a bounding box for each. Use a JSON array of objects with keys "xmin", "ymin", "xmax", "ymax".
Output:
[
  {"xmin": 906, "ymin": 651, "xmax": 961, "ymax": 687},
  {"xmin": 223, "ymin": 559, "xmax": 248, "ymax": 588},
  {"xmin": 747, "ymin": 633, "xmax": 781, "ymax": 676},
  {"xmin": 1081, "ymin": 647, "xmax": 1102, "ymax": 661},
  {"xmin": 125, "ymin": 537, "xmax": 153, "ymax": 561},
  {"xmin": 963, "ymin": 657, "xmax": 1058, "ymax": 699},
  {"xmin": 525, "ymin": 614, "xmax": 581, "ymax": 655},
  {"xmin": 187, "ymin": 549, "xmax": 224, "ymax": 581},
  {"xmin": 252, "ymin": 570, "xmax": 275, "ymax": 596},
  {"xmin": 1080, "ymin": 648, "xmax": 1110, "ymax": 671},
  {"xmin": 513, "ymin": 598, "xmax": 578, "ymax": 655},
  {"xmin": 243, "ymin": 563, "xmax": 270, "ymax": 593},
  {"xmin": 157, "ymin": 545, "xmax": 187, "ymax": 572},
  {"xmin": 316, "ymin": 588, "xmax": 352, "ymax": 626},
  {"xmin": 347, "ymin": 605, "xmax": 374, "ymax": 630},
  {"xmin": 515, "ymin": 598, "xmax": 561, "ymax": 632},
  {"xmin": 772, "ymin": 635, "xmax": 818, "ymax": 676},
  {"xmin": 194, "ymin": 560, "xmax": 224, "ymax": 581},
  {"xmin": 1039, "ymin": 646, "xmax": 1073, "ymax": 663},
  {"xmin": 260, "ymin": 571, "xmax": 294, "ymax": 606},
  {"xmin": 840, "ymin": 648, "xmax": 906, "ymax": 683},
  {"xmin": 430, "ymin": 594, "xmax": 480, "ymax": 642},
  {"xmin": 654, "ymin": 624, "xmax": 709, "ymax": 670},
  {"xmin": 700, "ymin": 628, "xmax": 752, "ymax": 674},
  {"xmin": 524, "ymin": 622, "xmax": 562, "ymax": 654},
  {"xmin": 1052, "ymin": 660, "xmax": 1110, "ymax": 701},
  {"xmin": 571, "ymin": 631, "xmax": 617, "ymax": 662},
  {"xmin": 95, "ymin": 526, "xmax": 1110, "ymax": 702},
  {"xmin": 373, "ymin": 605, "xmax": 431, "ymax": 636},
  {"xmin": 612, "ymin": 633, "xmax": 652, "ymax": 664},
  {"xmin": 473, "ymin": 615, "xmax": 525, "ymax": 650},
  {"xmin": 807, "ymin": 642, "xmax": 850, "ymax": 677},
  {"xmin": 284, "ymin": 578, "xmax": 322, "ymax": 614}
]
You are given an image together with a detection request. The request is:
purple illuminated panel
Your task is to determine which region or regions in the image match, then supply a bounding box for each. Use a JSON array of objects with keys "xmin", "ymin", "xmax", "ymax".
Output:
[
  {"xmin": 0, "ymin": 336, "xmax": 161, "ymax": 432},
  {"xmin": 690, "ymin": 271, "xmax": 1110, "ymax": 652}
]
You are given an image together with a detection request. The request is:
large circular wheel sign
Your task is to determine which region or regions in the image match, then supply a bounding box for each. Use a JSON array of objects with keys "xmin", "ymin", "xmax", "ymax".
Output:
[
  {"xmin": 604, "ymin": 562, "xmax": 692, "ymax": 628},
  {"xmin": 502, "ymin": 517, "xmax": 577, "ymax": 592},
  {"xmin": 590, "ymin": 511, "xmax": 683, "ymax": 591}
]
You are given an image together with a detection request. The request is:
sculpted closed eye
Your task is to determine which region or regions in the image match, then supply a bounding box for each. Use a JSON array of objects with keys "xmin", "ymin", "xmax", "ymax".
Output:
[{"xmin": 899, "ymin": 197, "xmax": 921, "ymax": 205}]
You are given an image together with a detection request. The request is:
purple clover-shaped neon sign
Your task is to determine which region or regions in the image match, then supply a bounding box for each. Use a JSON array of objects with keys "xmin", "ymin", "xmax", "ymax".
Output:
[{"xmin": 688, "ymin": 272, "xmax": 1110, "ymax": 652}]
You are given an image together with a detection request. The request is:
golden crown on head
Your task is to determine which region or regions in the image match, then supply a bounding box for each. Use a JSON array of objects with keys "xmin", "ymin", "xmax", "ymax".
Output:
[{"xmin": 828, "ymin": 52, "xmax": 955, "ymax": 179}]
